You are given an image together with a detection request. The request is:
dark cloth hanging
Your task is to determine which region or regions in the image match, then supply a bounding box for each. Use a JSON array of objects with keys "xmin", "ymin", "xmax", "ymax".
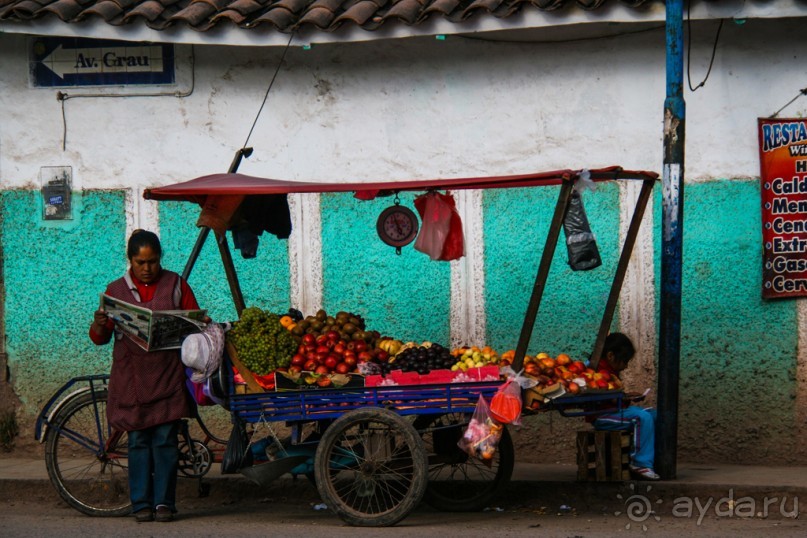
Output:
[{"xmin": 231, "ymin": 194, "xmax": 292, "ymax": 259}]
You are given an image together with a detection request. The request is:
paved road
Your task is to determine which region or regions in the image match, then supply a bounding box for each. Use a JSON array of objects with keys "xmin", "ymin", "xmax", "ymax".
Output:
[{"xmin": 3, "ymin": 472, "xmax": 806, "ymax": 537}]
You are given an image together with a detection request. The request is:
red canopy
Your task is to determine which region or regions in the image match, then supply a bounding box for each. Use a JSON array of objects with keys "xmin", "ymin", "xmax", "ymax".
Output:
[{"xmin": 143, "ymin": 166, "xmax": 658, "ymax": 204}]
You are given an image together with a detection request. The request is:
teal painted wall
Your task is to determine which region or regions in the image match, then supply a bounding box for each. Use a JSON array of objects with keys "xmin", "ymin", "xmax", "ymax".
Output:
[
  {"xmin": 1, "ymin": 190, "xmax": 126, "ymax": 411},
  {"xmin": 667, "ymin": 179, "xmax": 798, "ymax": 461},
  {"xmin": 484, "ymin": 183, "xmax": 621, "ymax": 359},
  {"xmin": 2, "ymin": 181, "xmax": 804, "ymax": 463},
  {"xmin": 321, "ymin": 192, "xmax": 450, "ymax": 344},
  {"xmin": 0, "ymin": 193, "xmax": 290, "ymax": 419},
  {"xmin": 158, "ymin": 201, "xmax": 291, "ymax": 321}
]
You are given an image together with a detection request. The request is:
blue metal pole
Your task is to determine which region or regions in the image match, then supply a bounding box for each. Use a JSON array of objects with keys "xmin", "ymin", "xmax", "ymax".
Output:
[{"xmin": 657, "ymin": 0, "xmax": 685, "ymax": 479}]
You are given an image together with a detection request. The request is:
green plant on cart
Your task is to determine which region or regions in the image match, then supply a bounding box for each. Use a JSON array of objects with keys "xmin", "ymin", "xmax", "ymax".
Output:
[{"xmin": 0, "ymin": 410, "xmax": 19, "ymax": 451}]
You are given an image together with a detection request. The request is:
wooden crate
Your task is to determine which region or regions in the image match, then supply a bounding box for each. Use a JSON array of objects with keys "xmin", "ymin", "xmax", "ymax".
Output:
[{"xmin": 576, "ymin": 430, "xmax": 631, "ymax": 482}]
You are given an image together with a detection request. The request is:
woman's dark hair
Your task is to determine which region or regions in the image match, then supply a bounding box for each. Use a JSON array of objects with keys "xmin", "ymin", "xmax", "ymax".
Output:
[
  {"xmin": 127, "ymin": 229, "xmax": 162, "ymax": 259},
  {"xmin": 603, "ymin": 332, "xmax": 635, "ymax": 363}
]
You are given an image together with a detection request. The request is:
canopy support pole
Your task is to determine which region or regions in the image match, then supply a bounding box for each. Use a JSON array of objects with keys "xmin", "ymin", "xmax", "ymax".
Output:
[
  {"xmin": 511, "ymin": 175, "xmax": 574, "ymax": 372},
  {"xmin": 180, "ymin": 147, "xmax": 253, "ymax": 282},
  {"xmin": 589, "ymin": 177, "xmax": 656, "ymax": 370}
]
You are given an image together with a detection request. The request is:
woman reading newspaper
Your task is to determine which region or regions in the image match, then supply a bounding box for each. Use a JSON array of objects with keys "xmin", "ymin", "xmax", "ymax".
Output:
[{"xmin": 89, "ymin": 229, "xmax": 206, "ymax": 523}]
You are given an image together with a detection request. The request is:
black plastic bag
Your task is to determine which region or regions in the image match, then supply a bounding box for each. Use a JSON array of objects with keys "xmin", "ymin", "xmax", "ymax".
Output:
[
  {"xmin": 563, "ymin": 191, "xmax": 602, "ymax": 271},
  {"xmin": 221, "ymin": 417, "xmax": 253, "ymax": 474}
]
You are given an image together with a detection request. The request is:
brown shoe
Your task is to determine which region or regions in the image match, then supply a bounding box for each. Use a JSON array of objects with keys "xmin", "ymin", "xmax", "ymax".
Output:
[
  {"xmin": 134, "ymin": 508, "xmax": 154, "ymax": 523},
  {"xmin": 155, "ymin": 505, "xmax": 174, "ymax": 522}
]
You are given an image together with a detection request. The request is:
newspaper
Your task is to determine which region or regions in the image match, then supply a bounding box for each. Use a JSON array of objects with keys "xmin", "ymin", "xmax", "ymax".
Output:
[{"xmin": 100, "ymin": 294, "xmax": 207, "ymax": 351}]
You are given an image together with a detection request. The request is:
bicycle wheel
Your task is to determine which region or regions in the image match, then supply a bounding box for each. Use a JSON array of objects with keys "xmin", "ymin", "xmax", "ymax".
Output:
[
  {"xmin": 44, "ymin": 390, "xmax": 131, "ymax": 516},
  {"xmin": 314, "ymin": 408, "xmax": 428, "ymax": 527},
  {"xmin": 414, "ymin": 412, "xmax": 514, "ymax": 512}
]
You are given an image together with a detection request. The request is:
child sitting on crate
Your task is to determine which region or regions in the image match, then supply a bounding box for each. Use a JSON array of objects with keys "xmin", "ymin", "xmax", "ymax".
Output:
[{"xmin": 587, "ymin": 332, "xmax": 659, "ymax": 481}]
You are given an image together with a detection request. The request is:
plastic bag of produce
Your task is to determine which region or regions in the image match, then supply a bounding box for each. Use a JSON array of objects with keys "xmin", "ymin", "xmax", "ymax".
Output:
[
  {"xmin": 563, "ymin": 187, "xmax": 601, "ymax": 272},
  {"xmin": 490, "ymin": 378, "xmax": 523, "ymax": 425},
  {"xmin": 458, "ymin": 395, "xmax": 503, "ymax": 464}
]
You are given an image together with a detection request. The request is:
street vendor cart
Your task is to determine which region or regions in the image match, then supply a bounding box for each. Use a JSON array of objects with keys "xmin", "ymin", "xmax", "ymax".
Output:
[{"xmin": 35, "ymin": 155, "xmax": 657, "ymax": 526}]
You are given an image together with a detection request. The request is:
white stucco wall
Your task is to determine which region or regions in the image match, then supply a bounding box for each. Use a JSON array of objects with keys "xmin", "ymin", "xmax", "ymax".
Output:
[{"xmin": 2, "ymin": 18, "xmax": 803, "ymax": 189}]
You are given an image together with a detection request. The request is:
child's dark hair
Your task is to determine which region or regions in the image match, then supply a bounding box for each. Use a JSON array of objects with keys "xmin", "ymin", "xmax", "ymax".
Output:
[
  {"xmin": 127, "ymin": 229, "xmax": 162, "ymax": 259},
  {"xmin": 603, "ymin": 332, "xmax": 635, "ymax": 363}
]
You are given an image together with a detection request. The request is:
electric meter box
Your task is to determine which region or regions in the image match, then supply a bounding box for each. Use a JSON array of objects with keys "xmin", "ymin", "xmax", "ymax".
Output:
[{"xmin": 40, "ymin": 166, "xmax": 72, "ymax": 220}]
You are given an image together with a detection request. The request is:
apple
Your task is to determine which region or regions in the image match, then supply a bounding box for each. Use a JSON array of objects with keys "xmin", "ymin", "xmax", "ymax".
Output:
[
  {"xmin": 326, "ymin": 330, "xmax": 340, "ymax": 341},
  {"xmin": 315, "ymin": 351, "xmax": 329, "ymax": 364},
  {"xmin": 316, "ymin": 345, "xmax": 330, "ymax": 355},
  {"xmin": 354, "ymin": 341, "xmax": 368, "ymax": 353},
  {"xmin": 596, "ymin": 379, "xmax": 608, "ymax": 389},
  {"xmin": 288, "ymin": 365, "xmax": 302, "ymax": 374},
  {"xmin": 375, "ymin": 350, "xmax": 389, "ymax": 362},
  {"xmin": 335, "ymin": 363, "xmax": 350, "ymax": 374},
  {"xmin": 325, "ymin": 356, "xmax": 338, "ymax": 369},
  {"xmin": 333, "ymin": 343, "xmax": 347, "ymax": 355},
  {"xmin": 302, "ymin": 334, "xmax": 316, "ymax": 346},
  {"xmin": 357, "ymin": 351, "xmax": 374, "ymax": 362},
  {"xmin": 556, "ymin": 353, "xmax": 571, "ymax": 366},
  {"xmin": 343, "ymin": 356, "xmax": 357, "ymax": 367},
  {"xmin": 315, "ymin": 365, "xmax": 330, "ymax": 375},
  {"xmin": 304, "ymin": 360, "xmax": 318, "ymax": 371},
  {"xmin": 291, "ymin": 354, "xmax": 305, "ymax": 366},
  {"xmin": 316, "ymin": 334, "xmax": 328, "ymax": 345},
  {"xmin": 568, "ymin": 361, "xmax": 586, "ymax": 374}
]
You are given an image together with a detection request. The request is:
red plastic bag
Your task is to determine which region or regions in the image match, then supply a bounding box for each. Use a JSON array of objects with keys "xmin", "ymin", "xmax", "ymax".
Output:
[
  {"xmin": 437, "ymin": 193, "xmax": 464, "ymax": 261},
  {"xmin": 414, "ymin": 191, "xmax": 465, "ymax": 261},
  {"xmin": 414, "ymin": 192, "xmax": 452, "ymax": 260},
  {"xmin": 490, "ymin": 378, "xmax": 523, "ymax": 425}
]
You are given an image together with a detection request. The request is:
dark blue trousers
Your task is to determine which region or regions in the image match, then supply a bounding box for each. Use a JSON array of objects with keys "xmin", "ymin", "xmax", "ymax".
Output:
[{"xmin": 128, "ymin": 421, "xmax": 179, "ymax": 513}]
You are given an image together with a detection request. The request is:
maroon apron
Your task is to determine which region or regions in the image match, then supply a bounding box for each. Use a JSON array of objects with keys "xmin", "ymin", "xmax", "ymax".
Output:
[{"xmin": 105, "ymin": 271, "xmax": 191, "ymax": 432}]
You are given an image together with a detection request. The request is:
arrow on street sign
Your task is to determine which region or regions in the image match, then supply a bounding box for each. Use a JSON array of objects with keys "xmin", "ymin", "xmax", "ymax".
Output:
[{"xmin": 31, "ymin": 37, "xmax": 175, "ymax": 87}]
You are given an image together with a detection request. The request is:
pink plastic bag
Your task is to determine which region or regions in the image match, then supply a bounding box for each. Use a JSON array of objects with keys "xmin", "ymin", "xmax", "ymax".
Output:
[{"xmin": 414, "ymin": 192, "xmax": 453, "ymax": 260}]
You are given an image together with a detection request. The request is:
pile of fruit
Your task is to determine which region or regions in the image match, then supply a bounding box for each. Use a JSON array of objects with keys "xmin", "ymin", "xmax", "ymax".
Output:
[
  {"xmin": 226, "ymin": 307, "xmax": 299, "ymax": 375},
  {"xmin": 449, "ymin": 346, "xmax": 508, "ymax": 371},
  {"xmin": 382, "ymin": 342, "xmax": 454, "ymax": 375},
  {"xmin": 520, "ymin": 352, "xmax": 622, "ymax": 408},
  {"xmin": 228, "ymin": 306, "xmax": 624, "ymax": 397}
]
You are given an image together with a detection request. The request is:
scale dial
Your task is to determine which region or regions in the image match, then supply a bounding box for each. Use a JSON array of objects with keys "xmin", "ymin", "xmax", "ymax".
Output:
[{"xmin": 376, "ymin": 205, "xmax": 419, "ymax": 248}]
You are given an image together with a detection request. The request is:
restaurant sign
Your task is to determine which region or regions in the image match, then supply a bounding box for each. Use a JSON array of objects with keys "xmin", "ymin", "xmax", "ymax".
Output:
[{"xmin": 759, "ymin": 118, "xmax": 807, "ymax": 299}]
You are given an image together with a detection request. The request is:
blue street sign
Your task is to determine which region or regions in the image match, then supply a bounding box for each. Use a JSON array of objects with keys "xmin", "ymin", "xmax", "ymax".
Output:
[{"xmin": 31, "ymin": 37, "xmax": 175, "ymax": 87}]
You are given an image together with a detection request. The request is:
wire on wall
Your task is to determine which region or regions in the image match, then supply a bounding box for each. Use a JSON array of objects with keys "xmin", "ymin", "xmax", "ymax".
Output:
[
  {"xmin": 56, "ymin": 45, "xmax": 197, "ymax": 151},
  {"xmin": 686, "ymin": 0, "xmax": 723, "ymax": 92},
  {"xmin": 769, "ymin": 88, "xmax": 807, "ymax": 119},
  {"xmin": 241, "ymin": 32, "xmax": 296, "ymax": 151}
]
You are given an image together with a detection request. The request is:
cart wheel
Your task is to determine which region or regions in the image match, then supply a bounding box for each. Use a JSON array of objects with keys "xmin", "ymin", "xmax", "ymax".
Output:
[
  {"xmin": 178, "ymin": 439, "xmax": 213, "ymax": 478},
  {"xmin": 413, "ymin": 412, "xmax": 514, "ymax": 512},
  {"xmin": 314, "ymin": 408, "xmax": 428, "ymax": 527}
]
